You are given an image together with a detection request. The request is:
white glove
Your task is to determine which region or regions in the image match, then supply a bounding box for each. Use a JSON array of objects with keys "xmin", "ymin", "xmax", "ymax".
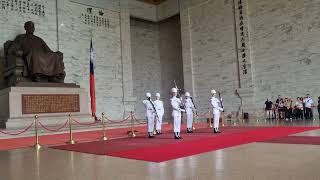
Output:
[{"xmin": 180, "ymin": 109, "xmax": 185, "ymax": 112}]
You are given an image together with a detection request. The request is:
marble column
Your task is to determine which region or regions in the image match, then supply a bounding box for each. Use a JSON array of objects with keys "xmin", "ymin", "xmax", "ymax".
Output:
[{"xmin": 119, "ymin": 0, "xmax": 137, "ymax": 116}]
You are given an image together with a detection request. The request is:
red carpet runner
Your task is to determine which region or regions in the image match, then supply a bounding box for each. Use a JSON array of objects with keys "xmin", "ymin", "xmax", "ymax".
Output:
[{"xmin": 52, "ymin": 126, "xmax": 318, "ymax": 162}]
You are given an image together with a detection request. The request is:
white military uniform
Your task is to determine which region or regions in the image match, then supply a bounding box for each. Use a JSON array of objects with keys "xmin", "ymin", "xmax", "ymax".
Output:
[
  {"xmin": 171, "ymin": 96, "xmax": 184, "ymax": 134},
  {"xmin": 211, "ymin": 95, "xmax": 223, "ymax": 131},
  {"xmin": 142, "ymin": 98, "xmax": 155, "ymax": 135},
  {"xmin": 185, "ymin": 97, "xmax": 195, "ymax": 129},
  {"xmin": 154, "ymin": 99, "xmax": 164, "ymax": 132}
]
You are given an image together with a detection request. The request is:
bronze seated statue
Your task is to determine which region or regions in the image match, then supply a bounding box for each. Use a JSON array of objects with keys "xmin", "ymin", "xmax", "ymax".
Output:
[{"xmin": 3, "ymin": 21, "xmax": 65, "ymax": 86}]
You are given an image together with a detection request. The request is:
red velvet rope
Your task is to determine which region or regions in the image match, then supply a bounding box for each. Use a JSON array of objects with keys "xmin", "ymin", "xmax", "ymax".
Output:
[
  {"xmin": 0, "ymin": 122, "xmax": 34, "ymax": 136},
  {"xmin": 38, "ymin": 120, "xmax": 68, "ymax": 132}
]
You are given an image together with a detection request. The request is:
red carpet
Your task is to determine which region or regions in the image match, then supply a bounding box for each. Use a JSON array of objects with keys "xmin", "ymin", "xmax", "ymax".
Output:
[
  {"xmin": 52, "ymin": 126, "xmax": 318, "ymax": 162},
  {"xmin": 0, "ymin": 123, "xmax": 208, "ymax": 150},
  {"xmin": 260, "ymin": 136, "xmax": 320, "ymax": 145}
]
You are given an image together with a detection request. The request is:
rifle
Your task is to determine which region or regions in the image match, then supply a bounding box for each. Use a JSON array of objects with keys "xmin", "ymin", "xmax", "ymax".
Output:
[
  {"xmin": 218, "ymin": 91, "xmax": 224, "ymax": 110},
  {"xmin": 173, "ymin": 80, "xmax": 181, "ymax": 98},
  {"xmin": 148, "ymin": 98, "xmax": 160, "ymax": 123},
  {"xmin": 190, "ymin": 96, "xmax": 198, "ymax": 115},
  {"xmin": 173, "ymin": 80, "xmax": 185, "ymax": 110}
]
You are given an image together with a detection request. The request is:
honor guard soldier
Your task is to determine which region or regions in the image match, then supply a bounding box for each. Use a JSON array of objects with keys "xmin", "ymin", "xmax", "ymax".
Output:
[
  {"xmin": 142, "ymin": 93, "xmax": 155, "ymax": 138},
  {"xmin": 210, "ymin": 89, "xmax": 224, "ymax": 133},
  {"xmin": 184, "ymin": 92, "xmax": 195, "ymax": 133},
  {"xmin": 154, "ymin": 93, "xmax": 164, "ymax": 134},
  {"xmin": 171, "ymin": 88, "xmax": 185, "ymax": 139}
]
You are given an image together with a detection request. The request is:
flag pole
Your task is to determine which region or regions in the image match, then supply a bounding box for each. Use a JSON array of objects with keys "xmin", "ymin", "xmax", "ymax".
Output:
[{"xmin": 89, "ymin": 36, "xmax": 98, "ymax": 121}]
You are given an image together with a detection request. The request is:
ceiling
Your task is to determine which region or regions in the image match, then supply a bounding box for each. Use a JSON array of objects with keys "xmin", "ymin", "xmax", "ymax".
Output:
[{"xmin": 137, "ymin": 0, "xmax": 167, "ymax": 5}]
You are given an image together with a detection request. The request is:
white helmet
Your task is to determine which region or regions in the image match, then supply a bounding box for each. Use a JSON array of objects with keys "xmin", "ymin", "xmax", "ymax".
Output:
[
  {"xmin": 155, "ymin": 93, "xmax": 160, "ymax": 97},
  {"xmin": 146, "ymin": 92, "xmax": 151, "ymax": 98},
  {"xmin": 185, "ymin": 92, "xmax": 190, "ymax": 97},
  {"xmin": 171, "ymin": 88, "xmax": 177, "ymax": 93},
  {"xmin": 211, "ymin": 89, "xmax": 216, "ymax": 94}
]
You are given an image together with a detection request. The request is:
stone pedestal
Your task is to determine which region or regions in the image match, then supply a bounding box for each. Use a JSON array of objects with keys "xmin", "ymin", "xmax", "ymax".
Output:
[{"xmin": 0, "ymin": 85, "xmax": 92, "ymax": 129}]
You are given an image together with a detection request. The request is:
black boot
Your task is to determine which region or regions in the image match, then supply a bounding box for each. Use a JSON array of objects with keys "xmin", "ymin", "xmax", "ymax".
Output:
[
  {"xmin": 213, "ymin": 128, "xmax": 218, "ymax": 133},
  {"xmin": 214, "ymin": 128, "xmax": 221, "ymax": 133},
  {"xmin": 174, "ymin": 132, "xmax": 179, "ymax": 139},
  {"xmin": 148, "ymin": 132, "xmax": 155, "ymax": 138},
  {"xmin": 178, "ymin": 132, "xmax": 183, "ymax": 139}
]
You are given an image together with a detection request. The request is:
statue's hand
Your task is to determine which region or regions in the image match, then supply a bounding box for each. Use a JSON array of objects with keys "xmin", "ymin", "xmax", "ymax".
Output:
[{"xmin": 15, "ymin": 50, "xmax": 23, "ymax": 56}]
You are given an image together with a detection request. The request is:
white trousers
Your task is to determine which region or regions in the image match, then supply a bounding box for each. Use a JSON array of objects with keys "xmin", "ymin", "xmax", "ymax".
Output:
[
  {"xmin": 146, "ymin": 111, "xmax": 154, "ymax": 133},
  {"xmin": 186, "ymin": 112, "xmax": 193, "ymax": 129},
  {"xmin": 156, "ymin": 113, "xmax": 163, "ymax": 130},
  {"xmin": 172, "ymin": 112, "xmax": 181, "ymax": 132},
  {"xmin": 213, "ymin": 110, "xmax": 220, "ymax": 129}
]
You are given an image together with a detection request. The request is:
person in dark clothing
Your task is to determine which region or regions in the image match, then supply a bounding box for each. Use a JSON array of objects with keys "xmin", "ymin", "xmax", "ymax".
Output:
[
  {"xmin": 265, "ymin": 99, "xmax": 273, "ymax": 119},
  {"xmin": 318, "ymin": 96, "xmax": 320, "ymax": 119},
  {"xmin": 278, "ymin": 99, "xmax": 285, "ymax": 119},
  {"xmin": 293, "ymin": 97, "xmax": 302, "ymax": 119},
  {"xmin": 275, "ymin": 95, "xmax": 281, "ymax": 119}
]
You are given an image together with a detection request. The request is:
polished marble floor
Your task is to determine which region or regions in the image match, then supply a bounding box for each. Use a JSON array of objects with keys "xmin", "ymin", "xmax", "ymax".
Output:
[{"xmin": 1, "ymin": 119, "xmax": 320, "ymax": 180}]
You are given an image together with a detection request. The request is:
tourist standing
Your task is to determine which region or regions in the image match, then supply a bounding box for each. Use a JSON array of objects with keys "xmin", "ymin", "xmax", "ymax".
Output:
[
  {"xmin": 318, "ymin": 96, "xmax": 320, "ymax": 119},
  {"xmin": 264, "ymin": 99, "xmax": 273, "ymax": 119},
  {"xmin": 303, "ymin": 94, "xmax": 313, "ymax": 120}
]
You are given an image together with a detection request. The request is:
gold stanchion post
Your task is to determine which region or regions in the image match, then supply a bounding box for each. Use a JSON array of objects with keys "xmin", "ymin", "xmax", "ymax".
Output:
[
  {"xmin": 66, "ymin": 114, "xmax": 76, "ymax": 144},
  {"xmin": 101, "ymin": 112, "xmax": 108, "ymax": 140},
  {"xmin": 33, "ymin": 115, "xmax": 42, "ymax": 150},
  {"xmin": 222, "ymin": 112, "xmax": 225, "ymax": 127},
  {"xmin": 208, "ymin": 108, "xmax": 213, "ymax": 128},
  {"xmin": 129, "ymin": 111, "xmax": 136, "ymax": 137},
  {"xmin": 192, "ymin": 112, "xmax": 196, "ymax": 130}
]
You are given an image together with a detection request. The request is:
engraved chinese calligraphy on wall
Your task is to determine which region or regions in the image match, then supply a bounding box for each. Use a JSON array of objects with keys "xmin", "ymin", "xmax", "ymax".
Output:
[
  {"xmin": 0, "ymin": 0, "xmax": 46, "ymax": 17},
  {"xmin": 80, "ymin": 7, "xmax": 110, "ymax": 28},
  {"xmin": 238, "ymin": 0, "xmax": 247, "ymax": 75},
  {"xmin": 22, "ymin": 94, "xmax": 80, "ymax": 114},
  {"xmin": 234, "ymin": 0, "xmax": 253, "ymax": 88}
]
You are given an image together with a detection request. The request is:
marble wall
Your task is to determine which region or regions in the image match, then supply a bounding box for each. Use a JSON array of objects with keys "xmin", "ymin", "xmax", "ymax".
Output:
[
  {"xmin": 180, "ymin": 0, "xmax": 320, "ymax": 117},
  {"xmin": 58, "ymin": 0, "xmax": 125, "ymax": 118},
  {"xmin": 180, "ymin": 0, "xmax": 241, "ymax": 116},
  {"xmin": 130, "ymin": 16, "xmax": 183, "ymax": 119},
  {"xmin": 248, "ymin": 0, "xmax": 320, "ymax": 106},
  {"xmin": 130, "ymin": 19, "xmax": 161, "ymax": 118},
  {"xmin": 159, "ymin": 15, "xmax": 184, "ymax": 119}
]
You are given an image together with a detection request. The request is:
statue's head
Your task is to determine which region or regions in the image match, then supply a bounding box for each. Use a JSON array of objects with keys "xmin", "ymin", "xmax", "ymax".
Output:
[{"xmin": 24, "ymin": 21, "xmax": 35, "ymax": 34}]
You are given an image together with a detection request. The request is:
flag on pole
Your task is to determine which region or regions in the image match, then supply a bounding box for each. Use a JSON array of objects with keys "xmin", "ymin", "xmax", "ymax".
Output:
[{"xmin": 89, "ymin": 38, "xmax": 96, "ymax": 119}]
